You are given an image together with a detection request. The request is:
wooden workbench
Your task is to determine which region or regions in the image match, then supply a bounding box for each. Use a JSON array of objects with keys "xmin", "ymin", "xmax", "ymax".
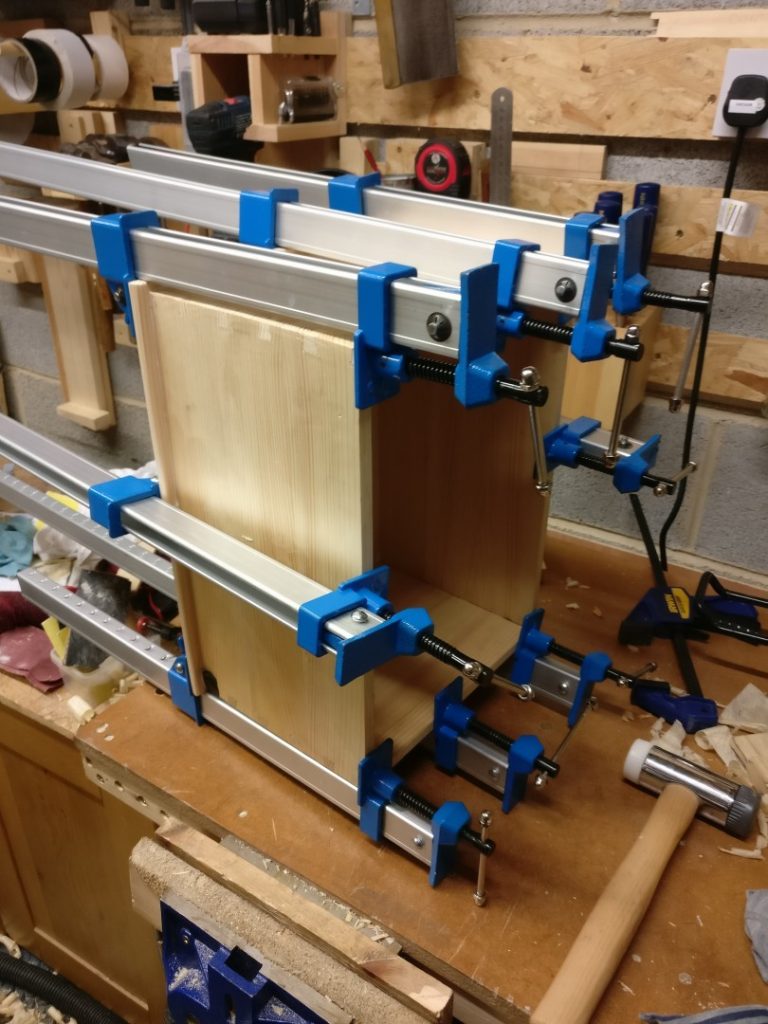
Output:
[{"xmin": 74, "ymin": 532, "xmax": 767, "ymax": 1022}]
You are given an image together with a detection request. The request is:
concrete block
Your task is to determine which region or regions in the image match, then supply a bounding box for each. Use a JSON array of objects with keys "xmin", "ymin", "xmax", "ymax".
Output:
[
  {"xmin": 694, "ymin": 416, "xmax": 768, "ymax": 573},
  {"xmin": 619, "ymin": 0, "xmax": 768, "ymax": 11},
  {"xmin": 455, "ymin": 0, "xmax": 609, "ymax": 14},
  {"xmin": 0, "ymin": 283, "xmax": 59, "ymax": 378},
  {"xmin": 648, "ymin": 267, "xmax": 768, "ymax": 336},
  {"xmin": 108, "ymin": 345, "xmax": 146, "ymax": 403},
  {"xmin": 4, "ymin": 367, "xmax": 154, "ymax": 470},
  {"xmin": 550, "ymin": 397, "xmax": 715, "ymax": 554},
  {"xmin": 606, "ymin": 140, "xmax": 768, "ymax": 192}
]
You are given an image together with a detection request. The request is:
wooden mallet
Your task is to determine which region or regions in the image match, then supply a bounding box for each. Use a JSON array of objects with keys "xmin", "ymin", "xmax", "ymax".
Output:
[{"xmin": 532, "ymin": 739, "xmax": 761, "ymax": 1024}]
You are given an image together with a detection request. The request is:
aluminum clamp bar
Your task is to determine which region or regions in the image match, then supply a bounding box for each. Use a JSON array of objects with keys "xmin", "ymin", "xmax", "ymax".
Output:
[
  {"xmin": 17, "ymin": 567, "xmax": 433, "ymax": 867},
  {"xmin": 128, "ymin": 143, "xmax": 620, "ymax": 253},
  {"xmin": 0, "ymin": 197, "xmax": 460, "ymax": 358},
  {"xmin": 0, "ymin": 142, "xmax": 587, "ymax": 313},
  {"xmin": 0, "ymin": 414, "xmax": 381, "ymax": 648}
]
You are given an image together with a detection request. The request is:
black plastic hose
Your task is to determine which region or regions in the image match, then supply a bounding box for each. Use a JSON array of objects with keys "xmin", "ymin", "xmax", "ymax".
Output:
[{"xmin": 0, "ymin": 953, "xmax": 128, "ymax": 1024}]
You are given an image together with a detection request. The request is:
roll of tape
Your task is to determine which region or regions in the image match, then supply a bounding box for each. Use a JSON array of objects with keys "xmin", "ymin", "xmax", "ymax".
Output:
[
  {"xmin": 83, "ymin": 34, "xmax": 129, "ymax": 101},
  {"xmin": 23, "ymin": 29, "xmax": 95, "ymax": 110},
  {"xmin": 0, "ymin": 37, "xmax": 61, "ymax": 104},
  {"xmin": 0, "ymin": 112, "xmax": 34, "ymax": 143}
]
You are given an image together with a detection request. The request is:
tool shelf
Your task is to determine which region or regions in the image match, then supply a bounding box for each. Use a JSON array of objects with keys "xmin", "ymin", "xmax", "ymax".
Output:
[{"xmin": 188, "ymin": 11, "xmax": 347, "ymax": 147}]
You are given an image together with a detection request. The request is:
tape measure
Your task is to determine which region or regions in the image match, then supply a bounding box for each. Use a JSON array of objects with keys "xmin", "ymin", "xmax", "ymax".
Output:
[{"xmin": 414, "ymin": 138, "xmax": 471, "ymax": 198}]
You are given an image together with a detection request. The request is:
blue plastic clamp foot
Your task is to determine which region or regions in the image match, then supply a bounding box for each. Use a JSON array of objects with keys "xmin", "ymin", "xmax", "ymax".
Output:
[
  {"xmin": 613, "ymin": 433, "xmax": 661, "ymax": 493},
  {"xmin": 88, "ymin": 476, "xmax": 160, "ymax": 538},
  {"xmin": 544, "ymin": 416, "xmax": 601, "ymax": 472},
  {"xmin": 570, "ymin": 243, "xmax": 618, "ymax": 361},
  {"xmin": 505, "ymin": 734, "xmax": 545, "ymax": 812},
  {"xmin": 433, "ymin": 677, "xmax": 474, "ymax": 773},
  {"xmin": 613, "ymin": 208, "xmax": 650, "ymax": 315},
  {"xmin": 167, "ymin": 638, "xmax": 203, "ymax": 725},
  {"xmin": 297, "ymin": 566, "xmax": 433, "ymax": 685},
  {"xmin": 455, "ymin": 262, "xmax": 508, "ymax": 407},
  {"xmin": 564, "ymin": 212, "xmax": 604, "ymax": 261},
  {"xmin": 91, "ymin": 210, "xmax": 160, "ymax": 335},
  {"xmin": 631, "ymin": 682, "xmax": 718, "ymax": 734},
  {"xmin": 354, "ymin": 262, "xmax": 417, "ymax": 409},
  {"xmin": 508, "ymin": 608, "xmax": 553, "ymax": 686},
  {"xmin": 239, "ymin": 188, "xmax": 299, "ymax": 248},
  {"xmin": 568, "ymin": 649, "xmax": 611, "ymax": 727},
  {"xmin": 327, "ymin": 171, "xmax": 381, "ymax": 214}
]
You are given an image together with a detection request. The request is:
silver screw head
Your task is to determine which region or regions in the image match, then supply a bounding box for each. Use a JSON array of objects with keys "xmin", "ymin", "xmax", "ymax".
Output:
[
  {"xmin": 479, "ymin": 810, "xmax": 493, "ymax": 829},
  {"xmin": 426, "ymin": 312, "xmax": 452, "ymax": 342},
  {"xmin": 413, "ymin": 836, "xmax": 424, "ymax": 848},
  {"xmin": 559, "ymin": 680, "xmax": 570, "ymax": 694},
  {"xmin": 488, "ymin": 766, "xmax": 500, "ymax": 779},
  {"xmin": 520, "ymin": 366, "xmax": 540, "ymax": 388},
  {"xmin": 351, "ymin": 608, "xmax": 369, "ymax": 623}
]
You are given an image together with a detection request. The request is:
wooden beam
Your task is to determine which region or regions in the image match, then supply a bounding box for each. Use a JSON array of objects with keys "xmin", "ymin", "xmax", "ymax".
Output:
[
  {"xmin": 653, "ymin": 9, "xmax": 768, "ymax": 38},
  {"xmin": 647, "ymin": 323, "xmax": 768, "ymax": 414},
  {"xmin": 347, "ymin": 35, "xmax": 768, "ymax": 140}
]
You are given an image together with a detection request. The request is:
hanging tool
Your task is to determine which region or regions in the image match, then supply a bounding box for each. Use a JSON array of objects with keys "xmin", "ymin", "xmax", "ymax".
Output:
[
  {"xmin": 532, "ymin": 741, "xmax": 761, "ymax": 1024},
  {"xmin": 489, "ymin": 86, "xmax": 512, "ymax": 206},
  {"xmin": 185, "ymin": 96, "xmax": 262, "ymax": 160},
  {"xmin": 413, "ymin": 138, "xmax": 472, "ymax": 198}
]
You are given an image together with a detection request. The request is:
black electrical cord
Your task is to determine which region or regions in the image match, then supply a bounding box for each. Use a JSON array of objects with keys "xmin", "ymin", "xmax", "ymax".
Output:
[
  {"xmin": 656, "ymin": 126, "xmax": 747, "ymax": 569},
  {"xmin": 0, "ymin": 953, "xmax": 127, "ymax": 1024}
]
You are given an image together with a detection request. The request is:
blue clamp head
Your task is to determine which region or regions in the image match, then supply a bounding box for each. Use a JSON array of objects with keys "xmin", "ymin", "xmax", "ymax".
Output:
[
  {"xmin": 509, "ymin": 608, "xmax": 553, "ymax": 686},
  {"xmin": 91, "ymin": 210, "xmax": 160, "ymax": 335},
  {"xmin": 358, "ymin": 738, "xmax": 404, "ymax": 843},
  {"xmin": 239, "ymin": 188, "xmax": 299, "ymax": 248},
  {"xmin": 544, "ymin": 416, "xmax": 601, "ymax": 472},
  {"xmin": 327, "ymin": 171, "xmax": 381, "ymax": 215},
  {"xmin": 297, "ymin": 565, "xmax": 433, "ymax": 685},
  {"xmin": 433, "ymin": 678, "xmax": 474, "ymax": 773},
  {"xmin": 493, "ymin": 238, "xmax": 542, "ymax": 341},
  {"xmin": 564, "ymin": 212, "xmax": 604, "ymax": 261},
  {"xmin": 455, "ymin": 261, "xmax": 508, "ymax": 407},
  {"xmin": 167, "ymin": 637, "xmax": 204, "ymax": 725},
  {"xmin": 631, "ymin": 682, "xmax": 718, "ymax": 734},
  {"xmin": 568, "ymin": 649, "xmax": 612, "ymax": 727},
  {"xmin": 88, "ymin": 475, "xmax": 160, "ymax": 538},
  {"xmin": 613, "ymin": 433, "xmax": 661, "ymax": 493},
  {"xmin": 430, "ymin": 800, "xmax": 471, "ymax": 887},
  {"xmin": 504, "ymin": 734, "xmax": 545, "ymax": 813},
  {"xmin": 354, "ymin": 262, "xmax": 417, "ymax": 409},
  {"xmin": 570, "ymin": 242, "xmax": 618, "ymax": 362},
  {"xmin": 613, "ymin": 208, "xmax": 650, "ymax": 315}
]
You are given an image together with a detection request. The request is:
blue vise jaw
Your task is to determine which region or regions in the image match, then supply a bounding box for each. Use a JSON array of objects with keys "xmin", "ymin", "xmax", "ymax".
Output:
[
  {"xmin": 433, "ymin": 678, "xmax": 545, "ymax": 813},
  {"xmin": 358, "ymin": 738, "xmax": 471, "ymax": 886},
  {"xmin": 544, "ymin": 417, "xmax": 662, "ymax": 494},
  {"xmin": 297, "ymin": 566, "xmax": 433, "ymax": 686}
]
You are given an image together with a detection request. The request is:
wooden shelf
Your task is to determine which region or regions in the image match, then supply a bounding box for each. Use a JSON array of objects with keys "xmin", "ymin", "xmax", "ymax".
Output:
[
  {"xmin": 188, "ymin": 33, "xmax": 340, "ymax": 57},
  {"xmin": 244, "ymin": 116, "xmax": 346, "ymax": 143}
]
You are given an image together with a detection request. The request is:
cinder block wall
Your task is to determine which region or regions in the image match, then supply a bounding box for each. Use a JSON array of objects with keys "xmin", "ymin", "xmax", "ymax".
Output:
[{"xmin": 0, "ymin": 0, "xmax": 766, "ymax": 573}]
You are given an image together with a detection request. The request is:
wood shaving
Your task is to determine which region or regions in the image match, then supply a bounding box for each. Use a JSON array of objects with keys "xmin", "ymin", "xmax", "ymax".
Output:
[
  {"xmin": 565, "ymin": 577, "xmax": 579, "ymax": 589},
  {"xmin": 627, "ymin": 644, "xmax": 639, "ymax": 653},
  {"xmin": 622, "ymin": 711, "xmax": 635, "ymax": 722},
  {"xmin": 592, "ymin": 606, "xmax": 603, "ymax": 618},
  {"xmin": 718, "ymin": 845, "xmax": 764, "ymax": 859},
  {"xmin": 618, "ymin": 980, "xmax": 635, "ymax": 995},
  {"xmin": 566, "ymin": 602, "xmax": 580, "ymax": 610},
  {"xmin": 579, "ymin": 583, "xmax": 590, "ymax": 590}
]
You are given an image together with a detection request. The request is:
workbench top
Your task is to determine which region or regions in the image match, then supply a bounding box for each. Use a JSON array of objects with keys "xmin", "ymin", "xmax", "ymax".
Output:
[{"xmin": 76, "ymin": 532, "xmax": 767, "ymax": 1022}]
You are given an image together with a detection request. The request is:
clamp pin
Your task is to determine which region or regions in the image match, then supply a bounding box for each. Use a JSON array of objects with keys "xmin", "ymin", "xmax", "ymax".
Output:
[
  {"xmin": 473, "ymin": 811, "xmax": 493, "ymax": 907},
  {"xmin": 521, "ymin": 366, "xmax": 551, "ymax": 494}
]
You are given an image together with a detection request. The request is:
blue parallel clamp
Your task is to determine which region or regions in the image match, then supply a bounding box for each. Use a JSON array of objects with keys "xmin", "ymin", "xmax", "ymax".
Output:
[
  {"xmin": 297, "ymin": 565, "xmax": 433, "ymax": 686},
  {"xmin": 570, "ymin": 242, "xmax": 618, "ymax": 362},
  {"xmin": 167, "ymin": 636, "xmax": 203, "ymax": 724},
  {"xmin": 161, "ymin": 902, "xmax": 325, "ymax": 1024},
  {"xmin": 89, "ymin": 475, "xmax": 160, "ymax": 538},
  {"xmin": 613, "ymin": 208, "xmax": 650, "ymax": 315},
  {"xmin": 353, "ymin": 262, "xmax": 417, "ymax": 409},
  {"xmin": 564, "ymin": 211, "xmax": 604, "ymax": 261},
  {"xmin": 327, "ymin": 171, "xmax": 382, "ymax": 214},
  {"xmin": 493, "ymin": 238, "xmax": 541, "ymax": 341},
  {"xmin": 358, "ymin": 738, "xmax": 471, "ymax": 886},
  {"xmin": 433, "ymin": 679, "xmax": 545, "ymax": 813},
  {"xmin": 455, "ymin": 261, "xmax": 509, "ymax": 407},
  {"xmin": 631, "ymin": 682, "xmax": 718, "ymax": 734},
  {"xmin": 91, "ymin": 210, "xmax": 160, "ymax": 335},
  {"xmin": 239, "ymin": 188, "xmax": 299, "ymax": 248},
  {"xmin": 613, "ymin": 433, "xmax": 661, "ymax": 494}
]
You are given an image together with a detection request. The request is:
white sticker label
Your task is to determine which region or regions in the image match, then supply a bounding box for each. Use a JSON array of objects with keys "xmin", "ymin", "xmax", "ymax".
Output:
[
  {"xmin": 728, "ymin": 97, "xmax": 766, "ymax": 114},
  {"xmin": 717, "ymin": 198, "xmax": 761, "ymax": 237}
]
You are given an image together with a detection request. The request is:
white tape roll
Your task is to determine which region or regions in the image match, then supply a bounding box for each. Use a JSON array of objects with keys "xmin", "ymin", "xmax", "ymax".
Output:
[
  {"xmin": 0, "ymin": 112, "xmax": 34, "ymax": 143},
  {"xmin": 83, "ymin": 34, "xmax": 129, "ymax": 101},
  {"xmin": 0, "ymin": 39, "xmax": 39, "ymax": 104},
  {"xmin": 24, "ymin": 29, "xmax": 95, "ymax": 110}
]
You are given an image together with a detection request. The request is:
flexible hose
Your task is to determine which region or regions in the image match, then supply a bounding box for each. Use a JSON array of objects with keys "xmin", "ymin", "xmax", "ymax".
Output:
[{"xmin": 0, "ymin": 953, "xmax": 128, "ymax": 1024}]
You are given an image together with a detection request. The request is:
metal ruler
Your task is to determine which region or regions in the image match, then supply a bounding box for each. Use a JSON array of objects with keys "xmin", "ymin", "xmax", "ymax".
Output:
[{"xmin": 489, "ymin": 87, "xmax": 513, "ymax": 207}]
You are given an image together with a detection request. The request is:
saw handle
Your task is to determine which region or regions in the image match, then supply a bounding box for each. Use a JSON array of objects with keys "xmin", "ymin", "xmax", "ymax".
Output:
[{"xmin": 532, "ymin": 783, "xmax": 700, "ymax": 1024}]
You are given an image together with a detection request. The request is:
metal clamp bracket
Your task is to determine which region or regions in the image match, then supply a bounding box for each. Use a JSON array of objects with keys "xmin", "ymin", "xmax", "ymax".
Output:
[
  {"xmin": 167, "ymin": 638, "xmax": 204, "ymax": 725},
  {"xmin": 570, "ymin": 242, "xmax": 618, "ymax": 361},
  {"xmin": 297, "ymin": 566, "xmax": 433, "ymax": 685},
  {"xmin": 239, "ymin": 188, "xmax": 299, "ymax": 248},
  {"xmin": 327, "ymin": 171, "xmax": 381, "ymax": 214},
  {"xmin": 358, "ymin": 738, "xmax": 470, "ymax": 886},
  {"xmin": 91, "ymin": 209, "xmax": 160, "ymax": 334},
  {"xmin": 353, "ymin": 261, "xmax": 417, "ymax": 409},
  {"xmin": 161, "ymin": 903, "xmax": 325, "ymax": 1024},
  {"xmin": 88, "ymin": 475, "xmax": 160, "ymax": 538},
  {"xmin": 613, "ymin": 208, "xmax": 650, "ymax": 315}
]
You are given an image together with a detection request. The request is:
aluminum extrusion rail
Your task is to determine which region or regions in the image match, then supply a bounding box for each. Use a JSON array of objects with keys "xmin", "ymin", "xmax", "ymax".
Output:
[
  {"xmin": 0, "ymin": 141, "xmax": 590, "ymax": 314},
  {"xmin": 17, "ymin": 568, "xmax": 434, "ymax": 866}
]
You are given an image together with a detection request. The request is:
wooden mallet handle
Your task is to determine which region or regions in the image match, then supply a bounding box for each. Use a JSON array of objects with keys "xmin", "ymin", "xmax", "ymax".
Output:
[{"xmin": 532, "ymin": 782, "xmax": 700, "ymax": 1024}]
